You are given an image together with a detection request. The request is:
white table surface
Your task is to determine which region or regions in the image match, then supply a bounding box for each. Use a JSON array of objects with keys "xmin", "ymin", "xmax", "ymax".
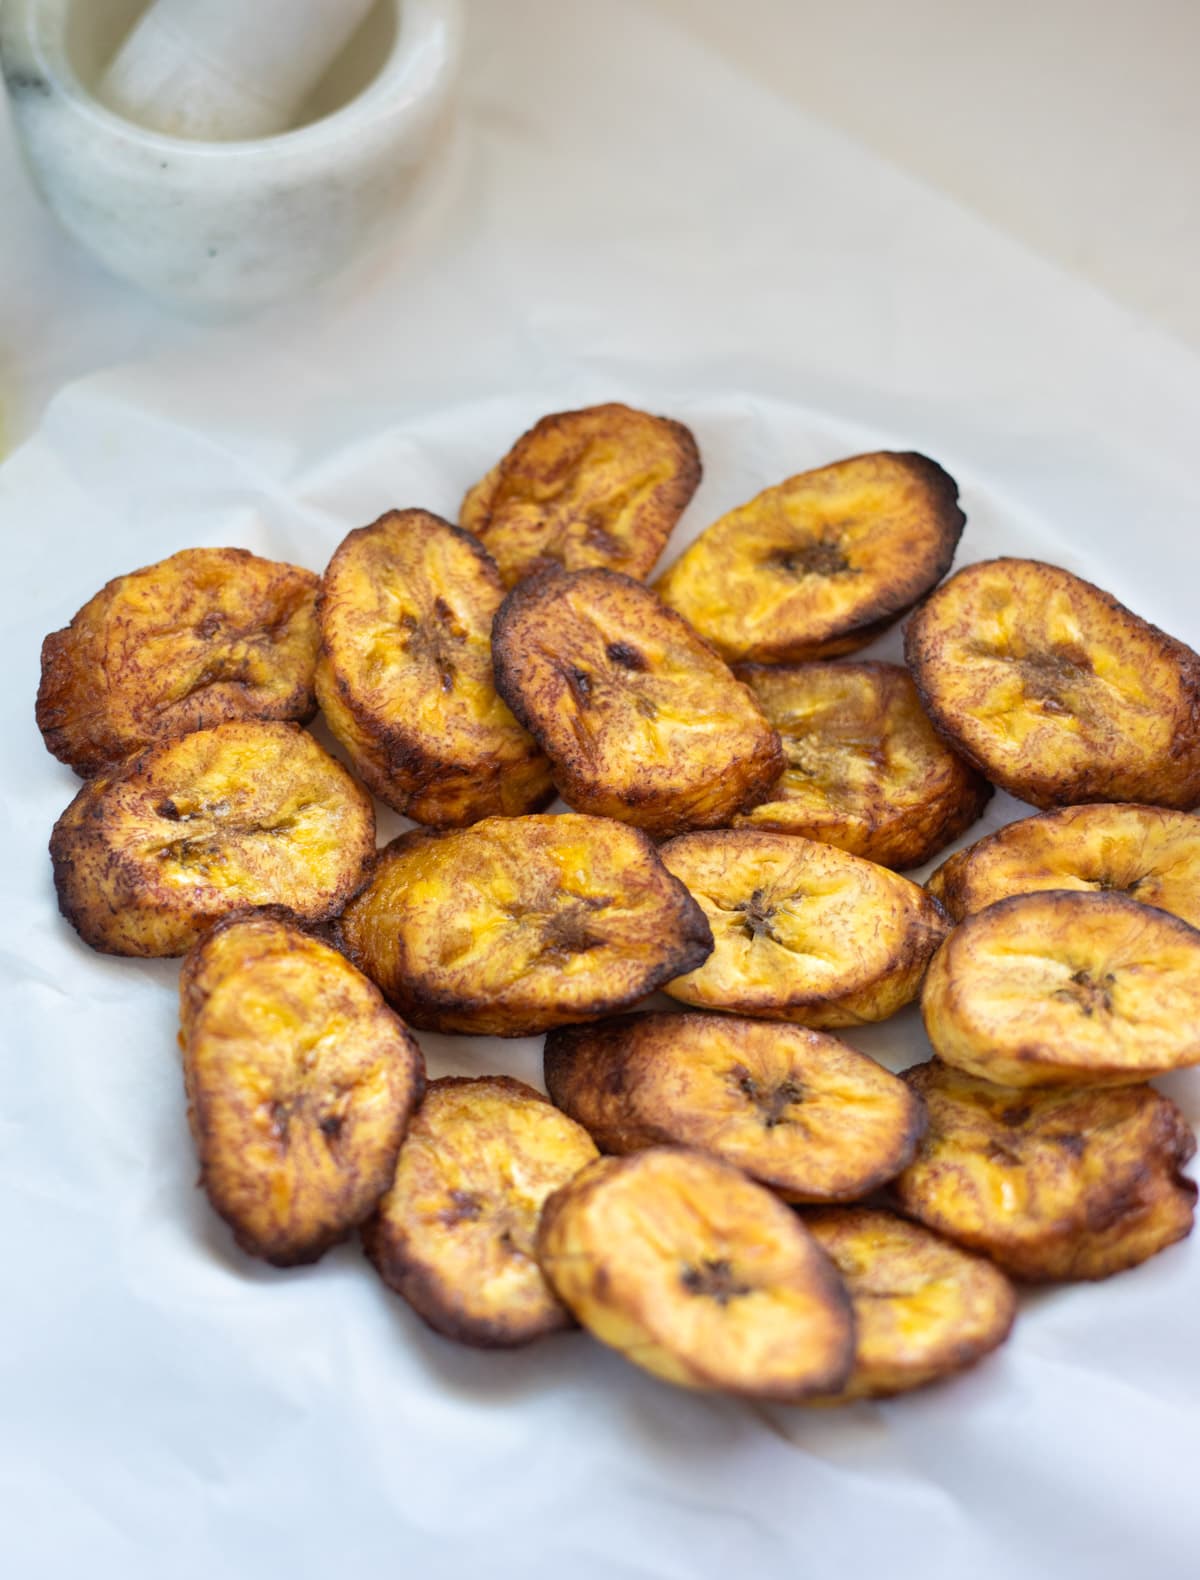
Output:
[{"xmin": 3, "ymin": 4, "xmax": 1200, "ymax": 1578}]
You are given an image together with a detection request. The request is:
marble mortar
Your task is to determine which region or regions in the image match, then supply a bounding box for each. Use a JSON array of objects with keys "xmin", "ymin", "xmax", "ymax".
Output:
[{"xmin": 1, "ymin": 0, "xmax": 463, "ymax": 315}]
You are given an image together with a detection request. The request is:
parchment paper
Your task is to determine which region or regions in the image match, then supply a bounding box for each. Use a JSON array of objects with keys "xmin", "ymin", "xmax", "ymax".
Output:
[{"xmin": 3, "ymin": 4, "xmax": 1200, "ymax": 1576}]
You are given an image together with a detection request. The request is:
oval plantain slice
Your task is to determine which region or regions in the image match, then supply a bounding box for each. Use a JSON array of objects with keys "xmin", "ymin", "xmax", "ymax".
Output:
[
  {"xmin": 928, "ymin": 802, "xmax": 1200, "ymax": 928},
  {"xmin": 37, "ymin": 547, "xmax": 320, "ymax": 778},
  {"xmin": 335, "ymin": 813, "xmax": 713, "ymax": 1036},
  {"xmin": 51, "ymin": 720, "xmax": 376, "ymax": 957},
  {"xmin": 802, "ymin": 1207, "xmax": 1017, "ymax": 1401},
  {"xmin": 894, "ymin": 1061, "xmax": 1197, "ymax": 1282},
  {"xmin": 654, "ymin": 452, "xmax": 964, "ymax": 664},
  {"xmin": 659, "ymin": 830, "xmax": 949, "ymax": 1025},
  {"xmin": 537, "ymin": 1146, "xmax": 855, "ymax": 1399},
  {"xmin": 905, "ymin": 557, "xmax": 1200, "ymax": 810},
  {"xmin": 459, "ymin": 402, "xmax": 701, "ymax": 587},
  {"xmin": 180, "ymin": 913, "xmax": 425, "ymax": 1267},
  {"xmin": 363, "ymin": 1076, "xmax": 599, "ymax": 1348},
  {"xmin": 922, "ymin": 889, "xmax": 1200, "ymax": 1086},
  {"xmin": 732, "ymin": 661, "xmax": 991, "ymax": 868},
  {"xmin": 315, "ymin": 510, "xmax": 553, "ymax": 826},
  {"xmin": 544, "ymin": 1011, "xmax": 925, "ymax": 1202},
  {"xmin": 491, "ymin": 566, "xmax": 783, "ymax": 839}
]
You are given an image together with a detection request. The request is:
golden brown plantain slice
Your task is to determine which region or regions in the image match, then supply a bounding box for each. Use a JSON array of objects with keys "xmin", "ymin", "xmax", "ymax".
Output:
[
  {"xmin": 363, "ymin": 1076, "xmax": 598, "ymax": 1348},
  {"xmin": 459, "ymin": 402, "xmax": 701, "ymax": 587},
  {"xmin": 655, "ymin": 452, "xmax": 964, "ymax": 664},
  {"xmin": 335, "ymin": 813, "xmax": 712, "ymax": 1036},
  {"xmin": 315, "ymin": 510, "xmax": 553, "ymax": 826},
  {"xmin": 928, "ymin": 802, "xmax": 1200, "ymax": 927},
  {"xmin": 905, "ymin": 557, "xmax": 1200, "ymax": 810},
  {"xmin": 537, "ymin": 1146, "xmax": 854, "ymax": 1399},
  {"xmin": 180, "ymin": 913, "xmax": 425, "ymax": 1267},
  {"xmin": 922, "ymin": 889, "xmax": 1200, "ymax": 1086},
  {"xmin": 544, "ymin": 1011, "xmax": 924, "ymax": 1202},
  {"xmin": 51, "ymin": 721, "xmax": 375, "ymax": 957},
  {"xmin": 37, "ymin": 547, "xmax": 320, "ymax": 778},
  {"xmin": 491, "ymin": 567, "xmax": 783, "ymax": 839},
  {"xmin": 894, "ymin": 1061, "xmax": 1197, "ymax": 1282},
  {"xmin": 732, "ymin": 661, "xmax": 991, "ymax": 867},
  {"xmin": 659, "ymin": 830, "xmax": 949, "ymax": 1025},
  {"xmin": 803, "ymin": 1207, "xmax": 1017, "ymax": 1401}
]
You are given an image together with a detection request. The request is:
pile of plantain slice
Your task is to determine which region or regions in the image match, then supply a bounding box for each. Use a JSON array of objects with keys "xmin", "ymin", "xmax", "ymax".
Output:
[{"xmin": 38, "ymin": 402, "xmax": 1200, "ymax": 1408}]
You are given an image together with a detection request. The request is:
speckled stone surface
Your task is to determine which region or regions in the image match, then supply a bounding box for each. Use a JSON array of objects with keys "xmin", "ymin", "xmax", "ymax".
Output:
[{"xmin": 0, "ymin": 0, "xmax": 462, "ymax": 314}]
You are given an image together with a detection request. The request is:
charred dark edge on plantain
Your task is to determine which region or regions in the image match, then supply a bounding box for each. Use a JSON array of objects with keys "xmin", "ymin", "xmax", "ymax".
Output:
[
  {"xmin": 180, "ymin": 914, "xmax": 425, "ymax": 1268},
  {"xmin": 657, "ymin": 828, "xmax": 951, "ymax": 1012},
  {"xmin": 731, "ymin": 658, "xmax": 993, "ymax": 867},
  {"xmin": 316, "ymin": 509, "xmax": 554, "ymax": 822},
  {"xmin": 361, "ymin": 1075, "xmax": 576, "ymax": 1348},
  {"xmin": 49, "ymin": 723, "xmax": 376, "ymax": 958},
  {"xmin": 800, "ymin": 1206, "xmax": 1019, "ymax": 1395},
  {"xmin": 662, "ymin": 451, "xmax": 966, "ymax": 664},
  {"xmin": 333, "ymin": 822, "xmax": 715, "ymax": 1036},
  {"xmin": 36, "ymin": 547, "xmax": 320, "ymax": 779},
  {"xmin": 903, "ymin": 556, "xmax": 1200, "ymax": 810},
  {"xmin": 544, "ymin": 1011, "xmax": 929, "ymax": 1197},
  {"xmin": 892, "ymin": 1058, "xmax": 1198, "ymax": 1281},
  {"xmin": 469, "ymin": 403, "xmax": 703, "ymax": 563},
  {"xmin": 491, "ymin": 564, "xmax": 783, "ymax": 830},
  {"xmin": 536, "ymin": 1144, "xmax": 859, "ymax": 1401}
]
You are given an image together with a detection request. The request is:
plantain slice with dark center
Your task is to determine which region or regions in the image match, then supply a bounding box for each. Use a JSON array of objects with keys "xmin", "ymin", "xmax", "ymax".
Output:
[
  {"xmin": 315, "ymin": 509, "xmax": 553, "ymax": 826},
  {"xmin": 905, "ymin": 557, "xmax": 1200, "ymax": 809},
  {"xmin": 733, "ymin": 660, "xmax": 991, "ymax": 868},
  {"xmin": 363, "ymin": 1076, "xmax": 599, "ymax": 1348},
  {"xmin": 802, "ymin": 1207, "xmax": 1017, "ymax": 1401},
  {"xmin": 894, "ymin": 1061, "xmax": 1196, "ymax": 1282},
  {"xmin": 928, "ymin": 802, "xmax": 1200, "ymax": 927},
  {"xmin": 335, "ymin": 813, "xmax": 713, "ymax": 1036},
  {"xmin": 659, "ymin": 830, "xmax": 949, "ymax": 1025},
  {"xmin": 51, "ymin": 720, "xmax": 376, "ymax": 957},
  {"xmin": 460, "ymin": 402, "xmax": 701, "ymax": 587},
  {"xmin": 922, "ymin": 889, "xmax": 1200, "ymax": 1086},
  {"xmin": 38, "ymin": 547, "xmax": 319, "ymax": 777},
  {"xmin": 544, "ymin": 1011, "xmax": 924, "ymax": 1201},
  {"xmin": 655, "ymin": 452, "xmax": 964, "ymax": 664},
  {"xmin": 537, "ymin": 1146, "xmax": 855, "ymax": 1399},
  {"xmin": 180, "ymin": 912, "xmax": 425, "ymax": 1267},
  {"xmin": 491, "ymin": 566, "xmax": 783, "ymax": 839}
]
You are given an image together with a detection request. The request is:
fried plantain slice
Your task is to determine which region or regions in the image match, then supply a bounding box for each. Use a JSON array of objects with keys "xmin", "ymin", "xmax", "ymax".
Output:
[
  {"xmin": 315, "ymin": 510, "xmax": 553, "ymax": 826},
  {"xmin": 905, "ymin": 557, "xmax": 1200, "ymax": 810},
  {"xmin": 51, "ymin": 721, "xmax": 375, "ymax": 957},
  {"xmin": 491, "ymin": 567, "xmax": 783, "ymax": 839},
  {"xmin": 537, "ymin": 1146, "xmax": 854, "ymax": 1399},
  {"xmin": 803, "ymin": 1207, "xmax": 1017, "ymax": 1401},
  {"xmin": 335, "ymin": 813, "xmax": 712, "ymax": 1036},
  {"xmin": 544, "ymin": 1012, "xmax": 924, "ymax": 1201},
  {"xmin": 894, "ymin": 1061, "xmax": 1197, "ymax": 1282},
  {"xmin": 928, "ymin": 802, "xmax": 1200, "ymax": 928},
  {"xmin": 732, "ymin": 661, "xmax": 991, "ymax": 868},
  {"xmin": 655, "ymin": 452, "xmax": 964, "ymax": 664},
  {"xmin": 659, "ymin": 830, "xmax": 949, "ymax": 1025},
  {"xmin": 459, "ymin": 403, "xmax": 701, "ymax": 587},
  {"xmin": 363, "ymin": 1076, "xmax": 599, "ymax": 1348},
  {"xmin": 37, "ymin": 547, "xmax": 319, "ymax": 778},
  {"xmin": 179, "ymin": 913, "xmax": 424, "ymax": 1267},
  {"xmin": 922, "ymin": 889, "xmax": 1200, "ymax": 1086}
]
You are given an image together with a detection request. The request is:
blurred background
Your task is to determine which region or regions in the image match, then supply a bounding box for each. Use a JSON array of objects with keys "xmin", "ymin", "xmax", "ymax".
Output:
[
  {"xmin": 649, "ymin": 0, "xmax": 1198, "ymax": 350},
  {"xmin": 2, "ymin": 0, "xmax": 1197, "ymax": 457}
]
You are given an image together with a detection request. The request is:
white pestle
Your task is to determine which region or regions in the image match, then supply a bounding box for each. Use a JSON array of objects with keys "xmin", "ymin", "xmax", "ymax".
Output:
[{"xmin": 98, "ymin": 0, "xmax": 378, "ymax": 140}]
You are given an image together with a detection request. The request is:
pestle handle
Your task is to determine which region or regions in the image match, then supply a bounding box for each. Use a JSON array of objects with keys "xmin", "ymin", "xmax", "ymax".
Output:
[{"xmin": 98, "ymin": 0, "xmax": 377, "ymax": 141}]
